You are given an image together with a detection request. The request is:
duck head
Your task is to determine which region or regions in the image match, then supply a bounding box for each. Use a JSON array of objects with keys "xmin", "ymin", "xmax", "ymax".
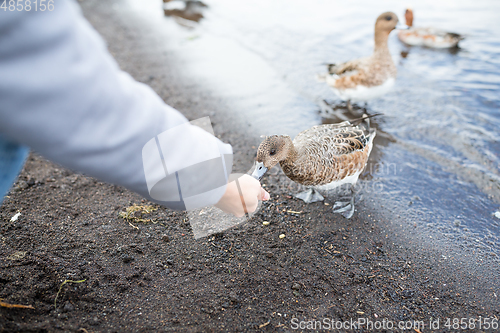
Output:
[
  {"xmin": 252, "ymin": 135, "xmax": 293, "ymax": 180},
  {"xmin": 375, "ymin": 11, "xmax": 399, "ymax": 34},
  {"xmin": 404, "ymin": 8, "xmax": 414, "ymax": 27},
  {"xmin": 374, "ymin": 11, "xmax": 399, "ymax": 48}
]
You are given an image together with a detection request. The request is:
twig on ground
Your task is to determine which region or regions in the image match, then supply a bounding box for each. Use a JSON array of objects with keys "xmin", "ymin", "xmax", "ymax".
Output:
[
  {"xmin": 0, "ymin": 298, "xmax": 34, "ymax": 309},
  {"xmin": 54, "ymin": 279, "xmax": 86, "ymax": 309}
]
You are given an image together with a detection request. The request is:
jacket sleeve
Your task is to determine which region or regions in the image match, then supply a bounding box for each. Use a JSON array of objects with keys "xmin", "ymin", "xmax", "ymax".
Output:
[{"xmin": 0, "ymin": 1, "xmax": 232, "ymax": 210}]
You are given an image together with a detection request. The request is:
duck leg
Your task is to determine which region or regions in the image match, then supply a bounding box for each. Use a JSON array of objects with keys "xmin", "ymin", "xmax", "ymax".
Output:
[
  {"xmin": 347, "ymin": 100, "xmax": 353, "ymax": 112},
  {"xmin": 295, "ymin": 188, "xmax": 324, "ymax": 203},
  {"xmin": 332, "ymin": 184, "xmax": 355, "ymax": 219}
]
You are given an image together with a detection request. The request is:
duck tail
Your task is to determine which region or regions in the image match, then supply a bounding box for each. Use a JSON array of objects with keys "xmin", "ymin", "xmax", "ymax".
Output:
[
  {"xmin": 326, "ymin": 63, "xmax": 337, "ymax": 73},
  {"xmin": 351, "ymin": 113, "xmax": 382, "ymax": 131},
  {"xmin": 447, "ymin": 32, "xmax": 464, "ymax": 41}
]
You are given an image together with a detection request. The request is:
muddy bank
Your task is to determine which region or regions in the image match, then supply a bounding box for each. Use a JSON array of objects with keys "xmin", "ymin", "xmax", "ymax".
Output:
[{"xmin": 0, "ymin": 0, "xmax": 498, "ymax": 332}]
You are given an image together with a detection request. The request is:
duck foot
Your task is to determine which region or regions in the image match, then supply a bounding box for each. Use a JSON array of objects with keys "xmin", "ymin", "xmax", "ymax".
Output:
[
  {"xmin": 332, "ymin": 185, "xmax": 355, "ymax": 218},
  {"xmin": 332, "ymin": 196, "xmax": 355, "ymax": 219},
  {"xmin": 295, "ymin": 188, "xmax": 324, "ymax": 203}
]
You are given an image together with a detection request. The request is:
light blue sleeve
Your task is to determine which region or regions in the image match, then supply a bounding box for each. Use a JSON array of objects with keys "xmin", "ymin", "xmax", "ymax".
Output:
[{"xmin": 0, "ymin": 1, "xmax": 232, "ymax": 210}]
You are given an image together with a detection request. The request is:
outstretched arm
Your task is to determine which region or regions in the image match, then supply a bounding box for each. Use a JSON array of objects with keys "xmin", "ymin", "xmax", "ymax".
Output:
[{"xmin": 0, "ymin": 2, "xmax": 262, "ymax": 211}]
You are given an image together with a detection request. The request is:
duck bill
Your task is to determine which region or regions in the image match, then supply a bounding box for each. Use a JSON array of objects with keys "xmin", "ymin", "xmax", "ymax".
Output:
[
  {"xmin": 251, "ymin": 162, "xmax": 268, "ymax": 181},
  {"xmin": 395, "ymin": 23, "xmax": 409, "ymax": 30}
]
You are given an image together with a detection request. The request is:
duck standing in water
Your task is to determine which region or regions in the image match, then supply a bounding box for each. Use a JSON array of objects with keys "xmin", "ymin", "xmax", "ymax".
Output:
[
  {"xmin": 252, "ymin": 121, "xmax": 375, "ymax": 219},
  {"xmin": 398, "ymin": 8, "xmax": 463, "ymax": 48},
  {"xmin": 318, "ymin": 12, "xmax": 400, "ymax": 112}
]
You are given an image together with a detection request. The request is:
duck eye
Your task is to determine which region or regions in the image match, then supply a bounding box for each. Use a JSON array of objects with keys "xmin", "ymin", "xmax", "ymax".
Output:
[
  {"xmin": 270, "ymin": 149, "xmax": 276, "ymax": 156},
  {"xmin": 385, "ymin": 15, "xmax": 392, "ymax": 21}
]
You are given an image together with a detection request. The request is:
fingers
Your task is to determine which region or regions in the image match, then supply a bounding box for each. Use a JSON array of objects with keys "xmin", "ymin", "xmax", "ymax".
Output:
[
  {"xmin": 259, "ymin": 187, "xmax": 270, "ymax": 201},
  {"xmin": 243, "ymin": 187, "xmax": 268, "ymax": 214},
  {"xmin": 214, "ymin": 174, "xmax": 271, "ymax": 217},
  {"xmin": 243, "ymin": 194, "xmax": 258, "ymax": 214}
]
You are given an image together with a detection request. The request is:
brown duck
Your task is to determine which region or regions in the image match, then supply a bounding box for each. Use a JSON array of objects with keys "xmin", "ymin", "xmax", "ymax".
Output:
[
  {"xmin": 398, "ymin": 8, "xmax": 464, "ymax": 48},
  {"xmin": 252, "ymin": 121, "xmax": 375, "ymax": 218},
  {"xmin": 318, "ymin": 12, "xmax": 401, "ymax": 111}
]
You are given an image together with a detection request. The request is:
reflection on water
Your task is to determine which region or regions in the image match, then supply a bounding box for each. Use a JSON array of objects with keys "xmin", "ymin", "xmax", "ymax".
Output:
[
  {"xmin": 400, "ymin": 44, "xmax": 462, "ymax": 59},
  {"xmin": 163, "ymin": 0, "xmax": 207, "ymax": 24},
  {"xmin": 134, "ymin": 0, "xmax": 500, "ymax": 254}
]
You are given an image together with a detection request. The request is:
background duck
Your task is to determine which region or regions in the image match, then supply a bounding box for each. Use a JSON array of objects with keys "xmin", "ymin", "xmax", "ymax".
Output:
[
  {"xmin": 318, "ymin": 12, "xmax": 400, "ymax": 111},
  {"xmin": 398, "ymin": 8, "xmax": 464, "ymax": 48},
  {"xmin": 252, "ymin": 121, "xmax": 376, "ymax": 218}
]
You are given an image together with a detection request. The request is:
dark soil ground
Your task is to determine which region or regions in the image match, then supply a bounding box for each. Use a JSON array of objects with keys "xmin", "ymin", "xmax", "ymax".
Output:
[{"xmin": 1, "ymin": 1, "xmax": 499, "ymax": 332}]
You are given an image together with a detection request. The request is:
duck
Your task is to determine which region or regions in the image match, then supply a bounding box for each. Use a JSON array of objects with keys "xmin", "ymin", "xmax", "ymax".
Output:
[
  {"xmin": 252, "ymin": 121, "xmax": 376, "ymax": 218},
  {"xmin": 318, "ymin": 12, "xmax": 400, "ymax": 112},
  {"xmin": 398, "ymin": 8, "xmax": 463, "ymax": 48}
]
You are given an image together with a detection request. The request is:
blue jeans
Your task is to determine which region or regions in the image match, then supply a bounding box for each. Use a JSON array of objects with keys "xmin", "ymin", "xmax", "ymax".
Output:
[{"xmin": 0, "ymin": 134, "xmax": 29, "ymax": 206}]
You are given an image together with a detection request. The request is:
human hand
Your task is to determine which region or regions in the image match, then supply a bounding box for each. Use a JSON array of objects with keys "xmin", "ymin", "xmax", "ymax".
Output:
[{"xmin": 214, "ymin": 174, "xmax": 270, "ymax": 217}]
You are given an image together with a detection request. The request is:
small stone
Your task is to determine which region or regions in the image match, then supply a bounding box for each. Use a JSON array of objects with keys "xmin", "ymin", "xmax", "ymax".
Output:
[
  {"xmin": 18, "ymin": 181, "xmax": 28, "ymax": 189},
  {"xmin": 165, "ymin": 259, "xmax": 174, "ymax": 265},
  {"xmin": 279, "ymin": 234, "xmax": 285, "ymax": 239},
  {"xmin": 494, "ymin": 211, "xmax": 500, "ymax": 219},
  {"xmin": 229, "ymin": 291, "xmax": 239, "ymax": 302},
  {"xmin": 291, "ymin": 283, "xmax": 301, "ymax": 290},
  {"xmin": 161, "ymin": 235, "xmax": 170, "ymax": 242},
  {"xmin": 10, "ymin": 212, "xmax": 21, "ymax": 222},
  {"xmin": 27, "ymin": 178, "xmax": 35, "ymax": 186},
  {"xmin": 6, "ymin": 251, "xmax": 26, "ymax": 260},
  {"xmin": 63, "ymin": 302, "xmax": 74, "ymax": 312},
  {"xmin": 116, "ymin": 282, "xmax": 129, "ymax": 292},
  {"xmin": 58, "ymin": 313, "xmax": 68, "ymax": 320},
  {"xmin": 121, "ymin": 255, "xmax": 134, "ymax": 263},
  {"xmin": 262, "ymin": 221, "xmax": 270, "ymax": 226}
]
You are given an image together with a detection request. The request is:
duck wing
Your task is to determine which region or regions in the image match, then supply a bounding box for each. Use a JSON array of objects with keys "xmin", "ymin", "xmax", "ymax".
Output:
[
  {"xmin": 296, "ymin": 122, "xmax": 369, "ymax": 156},
  {"xmin": 286, "ymin": 123, "xmax": 374, "ymax": 186},
  {"xmin": 324, "ymin": 57, "xmax": 378, "ymax": 89},
  {"xmin": 423, "ymin": 27, "xmax": 463, "ymax": 40},
  {"xmin": 400, "ymin": 27, "xmax": 464, "ymax": 48},
  {"xmin": 327, "ymin": 58, "xmax": 364, "ymax": 77}
]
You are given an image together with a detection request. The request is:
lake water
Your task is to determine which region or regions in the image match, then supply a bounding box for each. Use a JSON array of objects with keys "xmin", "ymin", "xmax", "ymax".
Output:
[{"xmin": 125, "ymin": 0, "xmax": 500, "ymax": 256}]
